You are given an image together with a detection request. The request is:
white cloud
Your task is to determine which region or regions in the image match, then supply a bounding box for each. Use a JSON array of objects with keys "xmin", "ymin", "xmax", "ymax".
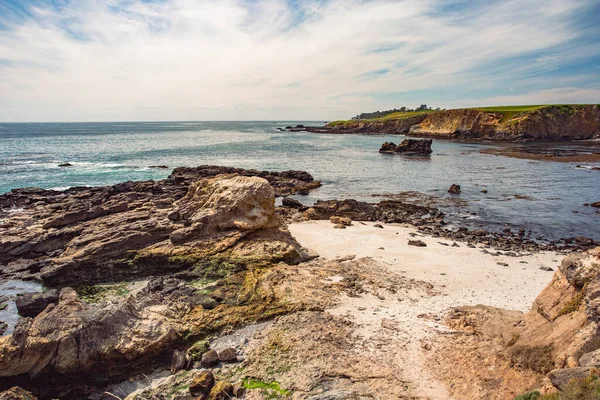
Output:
[
  {"xmin": 0, "ymin": 0, "xmax": 598, "ymax": 121},
  {"xmin": 448, "ymin": 87, "xmax": 600, "ymax": 109}
]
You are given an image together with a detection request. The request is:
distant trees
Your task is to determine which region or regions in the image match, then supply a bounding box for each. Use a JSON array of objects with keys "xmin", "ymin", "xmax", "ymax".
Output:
[{"xmin": 352, "ymin": 105, "xmax": 441, "ymax": 120}]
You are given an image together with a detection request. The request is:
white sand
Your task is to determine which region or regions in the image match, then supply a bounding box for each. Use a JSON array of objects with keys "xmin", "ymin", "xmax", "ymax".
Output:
[{"xmin": 289, "ymin": 220, "xmax": 561, "ymax": 399}]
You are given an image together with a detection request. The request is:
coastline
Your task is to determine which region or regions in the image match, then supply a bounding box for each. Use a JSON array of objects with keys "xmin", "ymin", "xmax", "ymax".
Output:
[{"xmin": 0, "ymin": 166, "xmax": 598, "ymax": 399}]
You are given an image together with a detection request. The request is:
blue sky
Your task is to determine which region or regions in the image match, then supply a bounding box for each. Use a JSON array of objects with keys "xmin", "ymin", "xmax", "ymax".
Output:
[{"xmin": 0, "ymin": 0, "xmax": 599, "ymax": 121}]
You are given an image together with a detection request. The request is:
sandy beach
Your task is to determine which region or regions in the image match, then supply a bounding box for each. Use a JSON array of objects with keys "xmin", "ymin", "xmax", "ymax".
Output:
[{"xmin": 289, "ymin": 220, "xmax": 562, "ymax": 399}]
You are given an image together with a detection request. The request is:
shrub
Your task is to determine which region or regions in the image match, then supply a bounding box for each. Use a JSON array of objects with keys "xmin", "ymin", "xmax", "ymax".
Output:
[
  {"xmin": 515, "ymin": 391, "xmax": 541, "ymax": 400},
  {"xmin": 509, "ymin": 345, "xmax": 555, "ymax": 374}
]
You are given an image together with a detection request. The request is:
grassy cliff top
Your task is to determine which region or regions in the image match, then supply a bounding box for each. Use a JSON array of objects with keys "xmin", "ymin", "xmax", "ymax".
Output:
[
  {"xmin": 329, "ymin": 104, "xmax": 594, "ymax": 126},
  {"xmin": 328, "ymin": 110, "xmax": 433, "ymax": 126}
]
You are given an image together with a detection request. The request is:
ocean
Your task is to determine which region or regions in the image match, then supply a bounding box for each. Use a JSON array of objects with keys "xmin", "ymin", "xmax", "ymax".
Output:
[{"xmin": 0, "ymin": 121, "xmax": 599, "ymax": 240}]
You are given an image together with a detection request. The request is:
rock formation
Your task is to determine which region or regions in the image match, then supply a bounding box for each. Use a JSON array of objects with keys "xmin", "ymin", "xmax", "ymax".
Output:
[
  {"xmin": 0, "ymin": 166, "xmax": 319, "ymax": 285},
  {"xmin": 379, "ymin": 139, "xmax": 433, "ymax": 155},
  {"xmin": 301, "ymin": 198, "xmax": 444, "ymax": 226},
  {"xmin": 0, "ymin": 168, "xmax": 322, "ymax": 398},
  {"xmin": 430, "ymin": 246, "xmax": 600, "ymax": 398},
  {"xmin": 322, "ymin": 105, "xmax": 600, "ymax": 141}
]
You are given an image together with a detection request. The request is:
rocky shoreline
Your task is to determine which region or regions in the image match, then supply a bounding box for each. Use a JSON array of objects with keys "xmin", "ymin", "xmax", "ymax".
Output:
[
  {"xmin": 0, "ymin": 165, "xmax": 598, "ymax": 399},
  {"xmin": 287, "ymin": 105, "xmax": 600, "ymax": 142}
]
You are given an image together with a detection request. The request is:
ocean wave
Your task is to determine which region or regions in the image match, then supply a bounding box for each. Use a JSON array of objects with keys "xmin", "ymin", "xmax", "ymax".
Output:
[
  {"xmin": 49, "ymin": 186, "xmax": 71, "ymax": 191},
  {"xmin": 2, "ymin": 207, "xmax": 24, "ymax": 213},
  {"xmin": 575, "ymin": 165, "xmax": 600, "ymax": 171}
]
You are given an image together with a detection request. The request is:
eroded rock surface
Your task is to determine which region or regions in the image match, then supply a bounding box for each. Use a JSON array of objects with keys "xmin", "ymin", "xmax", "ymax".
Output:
[
  {"xmin": 0, "ymin": 169, "xmax": 319, "ymax": 398},
  {"xmin": 0, "ymin": 167, "xmax": 318, "ymax": 285},
  {"xmin": 428, "ymin": 246, "xmax": 600, "ymax": 399}
]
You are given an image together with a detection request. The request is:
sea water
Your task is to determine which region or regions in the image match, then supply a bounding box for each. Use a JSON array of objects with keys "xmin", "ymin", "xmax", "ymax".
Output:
[{"xmin": 0, "ymin": 121, "xmax": 598, "ymax": 240}]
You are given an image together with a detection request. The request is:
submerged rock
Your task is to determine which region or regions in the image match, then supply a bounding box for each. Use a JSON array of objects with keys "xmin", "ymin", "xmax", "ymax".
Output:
[{"xmin": 448, "ymin": 184, "xmax": 461, "ymax": 194}]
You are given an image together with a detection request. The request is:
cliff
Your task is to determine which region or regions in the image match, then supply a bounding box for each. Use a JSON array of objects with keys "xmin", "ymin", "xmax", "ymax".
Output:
[{"xmin": 325, "ymin": 105, "xmax": 600, "ymax": 141}]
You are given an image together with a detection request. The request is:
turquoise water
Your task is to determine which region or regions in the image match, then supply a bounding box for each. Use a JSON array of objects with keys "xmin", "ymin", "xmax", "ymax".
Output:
[{"xmin": 0, "ymin": 121, "xmax": 599, "ymax": 240}]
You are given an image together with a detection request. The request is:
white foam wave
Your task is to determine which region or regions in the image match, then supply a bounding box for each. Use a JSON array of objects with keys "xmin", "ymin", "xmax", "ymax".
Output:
[{"xmin": 2, "ymin": 207, "xmax": 24, "ymax": 213}]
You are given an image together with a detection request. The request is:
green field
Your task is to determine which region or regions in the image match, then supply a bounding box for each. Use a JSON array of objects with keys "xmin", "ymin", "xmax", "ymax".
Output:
[
  {"xmin": 328, "ymin": 110, "xmax": 433, "ymax": 126},
  {"xmin": 465, "ymin": 105, "xmax": 549, "ymax": 121}
]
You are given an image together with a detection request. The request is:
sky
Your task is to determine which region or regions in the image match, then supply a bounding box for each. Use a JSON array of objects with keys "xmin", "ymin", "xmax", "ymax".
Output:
[{"xmin": 0, "ymin": 0, "xmax": 599, "ymax": 122}]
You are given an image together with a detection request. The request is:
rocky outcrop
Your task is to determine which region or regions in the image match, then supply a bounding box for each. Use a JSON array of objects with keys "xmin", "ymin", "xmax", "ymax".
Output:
[
  {"xmin": 324, "ymin": 105, "xmax": 600, "ymax": 141},
  {"xmin": 379, "ymin": 139, "xmax": 433, "ymax": 155},
  {"xmin": 15, "ymin": 290, "xmax": 59, "ymax": 318},
  {"xmin": 0, "ymin": 171, "xmax": 324, "ymax": 398},
  {"xmin": 0, "ymin": 168, "xmax": 318, "ymax": 285},
  {"xmin": 167, "ymin": 165, "xmax": 320, "ymax": 196},
  {"xmin": 301, "ymin": 199, "xmax": 444, "ymax": 226},
  {"xmin": 434, "ymin": 246, "xmax": 600, "ymax": 397},
  {"xmin": 411, "ymin": 106, "xmax": 600, "ymax": 140}
]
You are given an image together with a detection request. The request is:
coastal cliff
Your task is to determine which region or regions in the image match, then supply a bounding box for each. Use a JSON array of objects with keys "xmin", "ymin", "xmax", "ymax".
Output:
[{"xmin": 323, "ymin": 105, "xmax": 600, "ymax": 141}]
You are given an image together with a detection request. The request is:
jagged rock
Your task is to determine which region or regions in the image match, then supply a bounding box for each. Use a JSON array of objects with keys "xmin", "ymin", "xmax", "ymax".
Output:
[
  {"xmin": 548, "ymin": 367, "xmax": 592, "ymax": 390},
  {"xmin": 333, "ymin": 224, "xmax": 346, "ymax": 229},
  {"xmin": 408, "ymin": 240, "xmax": 427, "ymax": 247},
  {"xmin": 218, "ymin": 347, "xmax": 237, "ymax": 362},
  {"xmin": 0, "ymin": 387, "xmax": 37, "ymax": 400},
  {"xmin": 170, "ymin": 350, "xmax": 188, "ymax": 374},
  {"xmin": 379, "ymin": 139, "xmax": 433, "ymax": 155},
  {"xmin": 303, "ymin": 199, "xmax": 442, "ymax": 226},
  {"xmin": 281, "ymin": 197, "xmax": 304, "ymax": 210},
  {"xmin": 189, "ymin": 370, "xmax": 215, "ymax": 395},
  {"xmin": 0, "ymin": 321, "xmax": 7, "ymax": 335},
  {"xmin": 209, "ymin": 381, "xmax": 233, "ymax": 400},
  {"xmin": 0, "ymin": 287, "xmax": 179, "ymax": 382},
  {"xmin": 591, "ymin": 202, "xmax": 600, "ymax": 208},
  {"xmin": 579, "ymin": 349, "xmax": 600, "ymax": 367},
  {"xmin": 15, "ymin": 290, "xmax": 59, "ymax": 318},
  {"xmin": 448, "ymin": 184, "xmax": 461, "ymax": 194},
  {"xmin": 58, "ymin": 163, "xmax": 73, "ymax": 168},
  {"xmin": 201, "ymin": 349, "xmax": 219, "ymax": 368},
  {"xmin": 167, "ymin": 165, "xmax": 320, "ymax": 197},
  {"xmin": 539, "ymin": 266, "xmax": 554, "ymax": 272},
  {"xmin": 149, "ymin": 165, "xmax": 169, "ymax": 169}
]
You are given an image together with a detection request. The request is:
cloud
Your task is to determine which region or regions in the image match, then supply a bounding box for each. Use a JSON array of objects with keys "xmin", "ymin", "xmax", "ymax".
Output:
[{"xmin": 0, "ymin": 0, "xmax": 598, "ymax": 121}]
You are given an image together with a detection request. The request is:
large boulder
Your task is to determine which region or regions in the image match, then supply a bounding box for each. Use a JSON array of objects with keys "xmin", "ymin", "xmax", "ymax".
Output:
[
  {"xmin": 379, "ymin": 139, "xmax": 433, "ymax": 155},
  {"xmin": 175, "ymin": 176, "xmax": 276, "ymax": 231},
  {"xmin": 15, "ymin": 290, "xmax": 59, "ymax": 318},
  {"xmin": 0, "ymin": 287, "xmax": 179, "ymax": 380}
]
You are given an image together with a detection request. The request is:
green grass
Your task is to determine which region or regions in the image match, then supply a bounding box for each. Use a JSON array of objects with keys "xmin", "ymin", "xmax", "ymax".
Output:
[
  {"xmin": 465, "ymin": 105, "xmax": 549, "ymax": 122},
  {"xmin": 328, "ymin": 110, "xmax": 434, "ymax": 126},
  {"xmin": 243, "ymin": 378, "xmax": 291, "ymax": 399}
]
